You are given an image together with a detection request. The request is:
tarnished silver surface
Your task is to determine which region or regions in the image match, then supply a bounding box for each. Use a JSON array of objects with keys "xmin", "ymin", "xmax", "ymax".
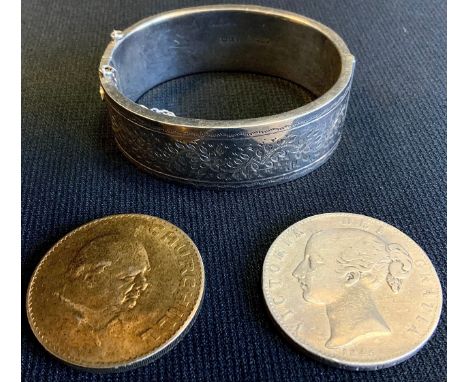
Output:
[
  {"xmin": 99, "ymin": 5, "xmax": 355, "ymax": 188},
  {"xmin": 263, "ymin": 213, "xmax": 442, "ymax": 370}
]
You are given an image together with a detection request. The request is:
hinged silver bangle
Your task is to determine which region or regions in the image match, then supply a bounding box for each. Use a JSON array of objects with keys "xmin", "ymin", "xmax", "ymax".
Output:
[{"xmin": 99, "ymin": 5, "xmax": 355, "ymax": 189}]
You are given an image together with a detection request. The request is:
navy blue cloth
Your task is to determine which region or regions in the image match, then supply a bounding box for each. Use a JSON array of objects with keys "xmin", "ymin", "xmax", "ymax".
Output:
[{"xmin": 22, "ymin": 0, "xmax": 447, "ymax": 381}]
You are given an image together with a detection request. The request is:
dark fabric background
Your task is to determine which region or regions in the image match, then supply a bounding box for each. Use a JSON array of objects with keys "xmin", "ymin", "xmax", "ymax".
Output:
[{"xmin": 22, "ymin": 0, "xmax": 447, "ymax": 381}]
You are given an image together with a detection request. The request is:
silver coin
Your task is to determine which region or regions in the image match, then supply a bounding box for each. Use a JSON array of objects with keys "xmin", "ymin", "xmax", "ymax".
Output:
[{"xmin": 262, "ymin": 213, "xmax": 443, "ymax": 370}]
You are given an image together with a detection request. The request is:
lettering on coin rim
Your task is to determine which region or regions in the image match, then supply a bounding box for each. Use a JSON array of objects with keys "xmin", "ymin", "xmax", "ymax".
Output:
[
  {"xmin": 26, "ymin": 214, "xmax": 205, "ymax": 369},
  {"xmin": 262, "ymin": 212, "xmax": 443, "ymax": 369}
]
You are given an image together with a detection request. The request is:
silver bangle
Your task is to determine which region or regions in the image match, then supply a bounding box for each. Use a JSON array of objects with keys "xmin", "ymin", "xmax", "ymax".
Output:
[{"xmin": 99, "ymin": 5, "xmax": 355, "ymax": 189}]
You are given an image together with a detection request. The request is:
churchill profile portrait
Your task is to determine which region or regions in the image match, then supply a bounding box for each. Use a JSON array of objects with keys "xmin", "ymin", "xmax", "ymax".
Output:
[
  {"xmin": 293, "ymin": 228, "xmax": 412, "ymax": 349},
  {"xmin": 55, "ymin": 234, "xmax": 151, "ymax": 342}
]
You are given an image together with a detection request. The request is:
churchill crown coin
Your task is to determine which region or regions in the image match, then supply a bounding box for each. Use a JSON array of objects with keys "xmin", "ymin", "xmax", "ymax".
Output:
[
  {"xmin": 26, "ymin": 214, "xmax": 204, "ymax": 372},
  {"xmin": 262, "ymin": 213, "xmax": 442, "ymax": 370}
]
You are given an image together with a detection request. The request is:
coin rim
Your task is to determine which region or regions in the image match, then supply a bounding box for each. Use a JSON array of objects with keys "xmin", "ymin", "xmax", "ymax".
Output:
[
  {"xmin": 26, "ymin": 213, "xmax": 205, "ymax": 372},
  {"xmin": 262, "ymin": 212, "xmax": 443, "ymax": 370}
]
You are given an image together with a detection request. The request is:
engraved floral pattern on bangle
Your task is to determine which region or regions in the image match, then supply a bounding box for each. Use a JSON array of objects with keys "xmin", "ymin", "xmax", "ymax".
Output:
[{"xmin": 110, "ymin": 99, "xmax": 348, "ymax": 182}]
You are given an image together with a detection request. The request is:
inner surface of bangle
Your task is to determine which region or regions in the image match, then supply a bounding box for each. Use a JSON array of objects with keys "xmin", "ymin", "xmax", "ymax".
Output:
[
  {"xmin": 110, "ymin": 10, "xmax": 342, "ymax": 105},
  {"xmin": 136, "ymin": 72, "xmax": 315, "ymax": 119}
]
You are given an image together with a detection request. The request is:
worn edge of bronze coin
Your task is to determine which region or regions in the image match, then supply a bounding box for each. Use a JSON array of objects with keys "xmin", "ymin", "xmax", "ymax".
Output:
[
  {"xmin": 26, "ymin": 213, "xmax": 205, "ymax": 373},
  {"xmin": 262, "ymin": 212, "xmax": 443, "ymax": 371}
]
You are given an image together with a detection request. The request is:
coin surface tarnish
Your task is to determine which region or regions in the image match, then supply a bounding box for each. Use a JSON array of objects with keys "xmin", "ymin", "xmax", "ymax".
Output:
[
  {"xmin": 263, "ymin": 213, "xmax": 442, "ymax": 370},
  {"xmin": 27, "ymin": 214, "xmax": 204, "ymax": 371}
]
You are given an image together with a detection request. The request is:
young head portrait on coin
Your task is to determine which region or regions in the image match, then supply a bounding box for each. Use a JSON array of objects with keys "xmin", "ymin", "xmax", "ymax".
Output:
[
  {"xmin": 263, "ymin": 213, "xmax": 442, "ymax": 370},
  {"xmin": 292, "ymin": 228, "xmax": 413, "ymax": 349}
]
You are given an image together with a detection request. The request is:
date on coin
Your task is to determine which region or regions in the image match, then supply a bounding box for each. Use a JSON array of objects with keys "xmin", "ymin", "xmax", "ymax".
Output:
[{"xmin": 262, "ymin": 213, "xmax": 442, "ymax": 370}]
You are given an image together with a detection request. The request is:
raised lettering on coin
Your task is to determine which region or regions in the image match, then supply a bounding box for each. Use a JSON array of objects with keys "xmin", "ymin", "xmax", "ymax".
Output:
[
  {"xmin": 26, "ymin": 214, "xmax": 204, "ymax": 372},
  {"xmin": 262, "ymin": 213, "xmax": 442, "ymax": 370}
]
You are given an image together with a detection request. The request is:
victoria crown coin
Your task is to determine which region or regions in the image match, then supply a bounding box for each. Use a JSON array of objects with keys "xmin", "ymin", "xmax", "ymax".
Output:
[{"xmin": 262, "ymin": 213, "xmax": 442, "ymax": 370}]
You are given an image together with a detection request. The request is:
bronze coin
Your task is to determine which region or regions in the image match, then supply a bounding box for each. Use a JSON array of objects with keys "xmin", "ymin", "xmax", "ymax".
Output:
[
  {"xmin": 26, "ymin": 214, "xmax": 204, "ymax": 372},
  {"xmin": 263, "ymin": 213, "xmax": 442, "ymax": 370}
]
